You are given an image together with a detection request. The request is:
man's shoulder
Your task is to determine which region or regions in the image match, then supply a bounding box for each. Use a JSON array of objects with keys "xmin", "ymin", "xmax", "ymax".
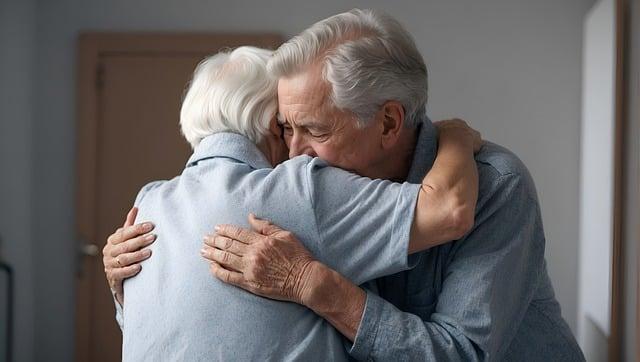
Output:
[
  {"xmin": 476, "ymin": 142, "xmax": 529, "ymax": 178},
  {"xmin": 474, "ymin": 142, "xmax": 539, "ymax": 209}
]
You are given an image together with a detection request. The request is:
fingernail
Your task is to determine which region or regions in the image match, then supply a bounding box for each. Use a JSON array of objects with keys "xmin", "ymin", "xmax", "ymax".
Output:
[
  {"xmin": 143, "ymin": 222, "xmax": 154, "ymax": 231},
  {"xmin": 200, "ymin": 248, "xmax": 206, "ymax": 255},
  {"xmin": 214, "ymin": 225, "xmax": 221, "ymax": 232},
  {"xmin": 143, "ymin": 249, "xmax": 151, "ymax": 257},
  {"xmin": 146, "ymin": 233, "xmax": 156, "ymax": 242}
]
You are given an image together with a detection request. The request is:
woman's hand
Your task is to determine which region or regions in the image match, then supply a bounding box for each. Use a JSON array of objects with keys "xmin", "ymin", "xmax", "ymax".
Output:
[
  {"xmin": 102, "ymin": 207, "xmax": 156, "ymax": 306},
  {"xmin": 434, "ymin": 118, "xmax": 483, "ymax": 153},
  {"xmin": 201, "ymin": 214, "xmax": 321, "ymax": 305}
]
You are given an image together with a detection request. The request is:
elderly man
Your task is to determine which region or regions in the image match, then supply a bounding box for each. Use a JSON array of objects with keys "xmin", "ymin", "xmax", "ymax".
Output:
[
  {"xmin": 107, "ymin": 45, "xmax": 481, "ymax": 361},
  {"xmin": 107, "ymin": 9, "xmax": 584, "ymax": 361}
]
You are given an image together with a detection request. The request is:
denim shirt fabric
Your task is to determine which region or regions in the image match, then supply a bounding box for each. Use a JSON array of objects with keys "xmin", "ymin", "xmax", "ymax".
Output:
[{"xmin": 348, "ymin": 121, "xmax": 585, "ymax": 361}]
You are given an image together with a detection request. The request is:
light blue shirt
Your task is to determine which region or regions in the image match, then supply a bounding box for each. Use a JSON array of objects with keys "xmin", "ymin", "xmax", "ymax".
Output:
[
  {"xmin": 349, "ymin": 121, "xmax": 585, "ymax": 361},
  {"xmin": 119, "ymin": 132, "xmax": 420, "ymax": 361}
]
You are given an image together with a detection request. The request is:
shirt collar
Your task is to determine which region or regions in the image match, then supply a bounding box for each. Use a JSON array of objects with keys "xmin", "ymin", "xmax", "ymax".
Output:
[
  {"xmin": 406, "ymin": 117, "xmax": 438, "ymax": 183},
  {"xmin": 186, "ymin": 132, "xmax": 272, "ymax": 170}
]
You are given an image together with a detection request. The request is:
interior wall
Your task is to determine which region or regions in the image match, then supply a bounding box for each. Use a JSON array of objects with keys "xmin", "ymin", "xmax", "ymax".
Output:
[
  {"xmin": 577, "ymin": 0, "xmax": 615, "ymax": 359},
  {"xmin": 0, "ymin": 1, "xmax": 36, "ymax": 362},
  {"xmin": 30, "ymin": 0, "xmax": 592, "ymax": 360}
]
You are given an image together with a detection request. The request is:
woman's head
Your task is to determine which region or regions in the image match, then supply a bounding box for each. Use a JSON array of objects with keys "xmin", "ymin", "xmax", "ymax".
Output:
[{"xmin": 180, "ymin": 46, "xmax": 279, "ymax": 149}]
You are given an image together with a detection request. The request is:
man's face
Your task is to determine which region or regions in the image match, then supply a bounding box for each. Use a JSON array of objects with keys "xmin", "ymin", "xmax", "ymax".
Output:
[{"xmin": 277, "ymin": 64, "xmax": 385, "ymax": 178}]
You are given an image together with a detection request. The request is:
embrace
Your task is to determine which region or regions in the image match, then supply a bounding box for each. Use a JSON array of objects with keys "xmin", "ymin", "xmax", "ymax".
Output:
[{"xmin": 102, "ymin": 9, "xmax": 584, "ymax": 361}]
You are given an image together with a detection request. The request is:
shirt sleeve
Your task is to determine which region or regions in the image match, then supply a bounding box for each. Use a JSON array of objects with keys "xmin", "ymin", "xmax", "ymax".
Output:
[
  {"xmin": 303, "ymin": 158, "xmax": 421, "ymax": 285},
  {"xmin": 348, "ymin": 173, "xmax": 546, "ymax": 361}
]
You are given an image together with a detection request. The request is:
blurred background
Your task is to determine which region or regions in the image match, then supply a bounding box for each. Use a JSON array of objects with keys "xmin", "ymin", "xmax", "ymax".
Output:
[{"xmin": 0, "ymin": 0, "xmax": 638, "ymax": 361}]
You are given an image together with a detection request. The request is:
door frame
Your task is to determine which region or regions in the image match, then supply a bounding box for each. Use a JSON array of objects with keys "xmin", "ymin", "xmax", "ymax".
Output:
[
  {"xmin": 74, "ymin": 32, "xmax": 283, "ymax": 361},
  {"xmin": 610, "ymin": 0, "xmax": 630, "ymax": 360}
]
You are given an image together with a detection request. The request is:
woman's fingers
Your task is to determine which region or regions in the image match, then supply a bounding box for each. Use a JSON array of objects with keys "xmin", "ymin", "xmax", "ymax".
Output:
[
  {"xmin": 201, "ymin": 246, "xmax": 244, "ymax": 271},
  {"xmin": 203, "ymin": 235, "xmax": 246, "ymax": 255},
  {"xmin": 114, "ymin": 248, "xmax": 152, "ymax": 267},
  {"xmin": 112, "ymin": 233, "xmax": 156, "ymax": 257}
]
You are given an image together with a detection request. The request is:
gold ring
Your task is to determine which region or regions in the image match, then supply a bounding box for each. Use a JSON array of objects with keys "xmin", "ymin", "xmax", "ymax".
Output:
[{"xmin": 116, "ymin": 257, "xmax": 122, "ymax": 267}]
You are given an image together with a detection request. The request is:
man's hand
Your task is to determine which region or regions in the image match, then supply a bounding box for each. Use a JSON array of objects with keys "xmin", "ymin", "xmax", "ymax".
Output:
[
  {"xmin": 102, "ymin": 207, "xmax": 156, "ymax": 306},
  {"xmin": 201, "ymin": 214, "xmax": 322, "ymax": 305}
]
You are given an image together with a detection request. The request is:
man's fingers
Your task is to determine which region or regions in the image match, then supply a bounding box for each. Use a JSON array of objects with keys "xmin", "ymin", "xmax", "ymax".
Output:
[
  {"xmin": 204, "ymin": 235, "xmax": 246, "ymax": 255},
  {"xmin": 112, "ymin": 233, "xmax": 156, "ymax": 257},
  {"xmin": 214, "ymin": 224, "xmax": 262, "ymax": 245},
  {"xmin": 110, "ymin": 264, "xmax": 142, "ymax": 281},
  {"xmin": 248, "ymin": 213, "xmax": 282, "ymax": 236},
  {"xmin": 201, "ymin": 246, "xmax": 244, "ymax": 271},
  {"xmin": 108, "ymin": 222, "xmax": 154, "ymax": 245},
  {"xmin": 114, "ymin": 248, "xmax": 152, "ymax": 267},
  {"xmin": 123, "ymin": 207, "xmax": 139, "ymax": 228},
  {"xmin": 209, "ymin": 261, "xmax": 244, "ymax": 286}
]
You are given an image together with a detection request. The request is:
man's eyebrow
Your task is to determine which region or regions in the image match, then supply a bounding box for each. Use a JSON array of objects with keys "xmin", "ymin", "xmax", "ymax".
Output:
[
  {"xmin": 296, "ymin": 120, "xmax": 329, "ymax": 129},
  {"xmin": 276, "ymin": 113, "xmax": 329, "ymax": 129}
]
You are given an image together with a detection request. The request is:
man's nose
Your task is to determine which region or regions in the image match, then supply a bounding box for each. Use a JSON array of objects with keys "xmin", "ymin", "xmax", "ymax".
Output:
[{"xmin": 289, "ymin": 135, "xmax": 316, "ymax": 158}]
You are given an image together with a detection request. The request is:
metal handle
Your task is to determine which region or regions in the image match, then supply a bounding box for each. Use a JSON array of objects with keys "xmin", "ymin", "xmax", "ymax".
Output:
[
  {"xmin": 76, "ymin": 237, "xmax": 100, "ymax": 277},
  {"xmin": 81, "ymin": 243, "xmax": 100, "ymax": 257}
]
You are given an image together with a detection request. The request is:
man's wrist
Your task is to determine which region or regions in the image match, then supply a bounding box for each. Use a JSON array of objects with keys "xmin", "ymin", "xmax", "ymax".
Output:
[
  {"xmin": 298, "ymin": 260, "xmax": 331, "ymax": 309},
  {"xmin": 299, "ymin": 261, "xmax": 366, "ymax": 342}
]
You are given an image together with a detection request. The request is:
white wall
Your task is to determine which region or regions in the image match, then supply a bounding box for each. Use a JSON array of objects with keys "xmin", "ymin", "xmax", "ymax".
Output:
[
  {"xmin": 27, "ymin": 0, "xmax": 592, "ymax": 359},
  {"xmin": 578, "ymin": 1, "xmax": 615, "ymax": 359},
  {"xmin": 0, "ymin": 1, "xmax": 36, "ymax": 361}
]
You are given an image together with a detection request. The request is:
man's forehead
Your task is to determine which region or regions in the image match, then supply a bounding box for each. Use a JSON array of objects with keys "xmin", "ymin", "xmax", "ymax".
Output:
[{"xmin": 276, "ymin": 112, "xmax": 331, "ymax": 129}]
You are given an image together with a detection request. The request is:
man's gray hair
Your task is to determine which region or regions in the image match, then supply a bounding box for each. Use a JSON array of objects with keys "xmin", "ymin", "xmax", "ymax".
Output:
[
  {"xmin": 268, "ymin": 8, "xmax": 428, "ymax": 127},
  {"xmin": 180, "ymin": 46, "xmax": 278, "ymax": 149}
]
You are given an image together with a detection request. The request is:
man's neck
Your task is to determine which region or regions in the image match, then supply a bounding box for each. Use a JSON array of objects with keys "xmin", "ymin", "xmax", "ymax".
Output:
[{"xmin": 372, "ymin": 126, "xmax": 419, "ymax": 182}]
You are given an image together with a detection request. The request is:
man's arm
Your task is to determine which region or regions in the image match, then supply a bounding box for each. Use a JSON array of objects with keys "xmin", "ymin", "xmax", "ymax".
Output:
[{"xmin": 304, "ymin": 173, "xmax": 545, "ymax": 360}]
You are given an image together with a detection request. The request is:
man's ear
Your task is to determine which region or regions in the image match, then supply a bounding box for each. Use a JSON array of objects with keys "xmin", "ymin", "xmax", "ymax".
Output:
[{"xmin": 379, "ymin": 101, "xmax": 405, "ymax": 149}]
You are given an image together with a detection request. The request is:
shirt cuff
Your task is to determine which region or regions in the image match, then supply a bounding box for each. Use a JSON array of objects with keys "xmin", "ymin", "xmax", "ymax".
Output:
[
  {"xmin": 348, "ymin": 289, "xmax": 385, "ymax": 360},
  {"xmin": 390, "ymin": 183, "xmax": 422, "ymax": 272}
]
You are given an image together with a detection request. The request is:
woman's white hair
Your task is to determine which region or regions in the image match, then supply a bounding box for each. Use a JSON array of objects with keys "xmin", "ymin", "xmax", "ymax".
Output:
[
  {"xmin": 268, "ymin": 8, "xmax": 428, "ymax": 127},
  {"xmin": 180, "ymin": 46, "xmax": 278, "ymax": 149}
]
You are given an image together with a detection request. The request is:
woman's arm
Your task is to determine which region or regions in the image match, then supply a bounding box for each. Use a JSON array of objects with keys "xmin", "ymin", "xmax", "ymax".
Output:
[
  {"xmin": 409, "ymin": 119, "xmax": 481, "ymax": 252},
  {"xmin": 201, "ymin": 118, "xmax": 483, "ymax": 340}
]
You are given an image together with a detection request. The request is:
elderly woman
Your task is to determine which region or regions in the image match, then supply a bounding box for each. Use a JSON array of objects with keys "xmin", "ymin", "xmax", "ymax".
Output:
[{"xmin": 104, "ymin": 43, "xmax": 481, "ymax": 360}]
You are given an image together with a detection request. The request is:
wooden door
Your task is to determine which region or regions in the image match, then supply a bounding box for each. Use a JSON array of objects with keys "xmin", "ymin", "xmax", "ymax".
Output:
[{"xmin": 75, "ymin": 33, "xmax": 282, "ymax": 362}]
